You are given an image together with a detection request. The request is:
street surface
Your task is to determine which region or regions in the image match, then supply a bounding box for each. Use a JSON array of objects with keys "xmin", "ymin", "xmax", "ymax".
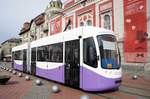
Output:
[{"xmin": 0, "ymin": 62, "xmax": 150, "ymax": 99}]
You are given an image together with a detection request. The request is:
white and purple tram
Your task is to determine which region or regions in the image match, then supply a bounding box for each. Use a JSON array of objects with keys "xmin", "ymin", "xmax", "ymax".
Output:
[{"xmin": 12, "ymin": 26, "xmax": 122, "ymax": 91}]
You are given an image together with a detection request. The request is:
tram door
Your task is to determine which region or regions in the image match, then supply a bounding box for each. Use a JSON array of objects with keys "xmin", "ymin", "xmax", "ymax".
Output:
[
  {"xmin": 12, "ymin": 52, "xmax": 15, "ymax": 68},
  {"xmin": 31, "ymin": 48, "xmax": 36, "ymax": 75},
  {"xmin": 65, "ymin": 39, "xmax": 80, "ymax": 88},
  {"xmin": 23, "ymin": 49, "xmax": 27, "ymax": 73}
]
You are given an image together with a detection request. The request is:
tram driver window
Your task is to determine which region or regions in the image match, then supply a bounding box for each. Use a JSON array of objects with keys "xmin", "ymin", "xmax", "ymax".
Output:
[{"xmin": 83, "ymin": 37, "xmax": 97, "ymax": 68}]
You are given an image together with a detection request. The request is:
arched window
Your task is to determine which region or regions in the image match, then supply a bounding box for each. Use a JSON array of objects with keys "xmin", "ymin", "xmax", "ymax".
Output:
[
  {"xmin": 86, "ymin": 20, "xmax": 92, "ymax": 26},
  {"xmin": 68, "ymin": 25, "xmax": 71, "ymax": 30},
  {"xmin": 104, "ymin": 15, "xmax": 111, "ymax": 30},
  {"xmin": 80, "ymin": 22, "xmax": 84, "ymax": 26}
]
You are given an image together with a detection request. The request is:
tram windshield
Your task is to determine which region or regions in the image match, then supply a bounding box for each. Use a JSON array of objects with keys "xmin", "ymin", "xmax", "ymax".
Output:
[{"xmin": 97, "ymin": 34, "xmax": 120, "ymax": 69}]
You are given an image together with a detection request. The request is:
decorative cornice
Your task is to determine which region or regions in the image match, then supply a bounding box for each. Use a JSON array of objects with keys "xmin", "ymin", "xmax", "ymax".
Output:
[
  {"xmin": 1, "ymin": 38, "xmax": 21, "ymax": 45},
  {"xmin": 19, "ymin": 22, "xmax": 30, "ymax": 35},
  {"xmin": 34, "ymin": 13, "xmax": 45, "ymax": 26}
]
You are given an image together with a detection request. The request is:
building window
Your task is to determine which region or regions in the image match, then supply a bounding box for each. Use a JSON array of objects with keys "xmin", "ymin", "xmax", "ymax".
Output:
[
  {"xmin": 41, "ymin": 34, "xmax": 43, "ymax": 38},
  {"xmin": 27, "ymin": 33, "xmax": 28, "ymax": 38},
  {"xmin": 80, "ymin": 22, "xmax": 84, "ymax": 26},
  {"xmin": 68, "ymin": 25, "xmax": 72, "ymax": 30},
  {"xmin": 86, "ymin": 20, "xmax": 92, "ymax": 26},
  {"xmin": 79, "ymin": 20, "xmax": 92, "ymax": 26},
  {"xmin": 100, "ymin": 11, "xmax": 112, "ymax": 30},
  {"xmin": 104, "ymin": 15, "xmax": 111, "ymax": 30},
  {"xmin": 51, "ymin": 21, "xmax": 55, "ymax": 33},
  {"xmin": 77, "ymin": 10, "xmax": 94, "ymax": 27}
]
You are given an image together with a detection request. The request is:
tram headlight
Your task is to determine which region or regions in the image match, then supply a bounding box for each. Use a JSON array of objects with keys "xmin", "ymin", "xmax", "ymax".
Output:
[{"xmin": 107, "ymin": 64, "xmax": 112, "ymax": 69}]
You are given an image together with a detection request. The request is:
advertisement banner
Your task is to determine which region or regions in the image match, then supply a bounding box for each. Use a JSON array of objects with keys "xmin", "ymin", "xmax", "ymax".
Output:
[{"xmin": 124, "ymin": 0, "xmax": 147, "ymax": 62}]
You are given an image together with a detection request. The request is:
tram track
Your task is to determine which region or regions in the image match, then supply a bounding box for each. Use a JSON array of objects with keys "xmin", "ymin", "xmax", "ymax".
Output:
[
  {"xmin": 94, "ymin": 84, "xmax": 150, "ymax": 99},
  {"xmin": 119, "ymin": 86, "xmax": 150, "ymax": 98},
  {"xmin": 121, "ymin": 83, "xmax": 150, "ymax": 92},
  {"xmin": 118, "ymin": 85, "xmax": 150, "ymax": 98},
  {"xmin": 96, "ymin": 91, "xmax": 133, "ymax": 99},
  {"xmin": 96, "ymin": 90, "xmax": 150, "ymax": 99},
  {"xmin": 96, "ymin": 94, "xmax": 114, "ymax": 99}
]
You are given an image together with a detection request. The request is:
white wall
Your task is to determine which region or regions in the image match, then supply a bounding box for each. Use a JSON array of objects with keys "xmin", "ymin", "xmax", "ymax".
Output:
[
  {"xmin": 147, "ymin": 0, "xmax": 150, "ymax": 64},
  {"xmin": 147, "ymin": 0, "xmax": 150, "ymax": 38},
  {"xmin": 113, "ymin": 0, "xmax": 124, "ymax": 40}
]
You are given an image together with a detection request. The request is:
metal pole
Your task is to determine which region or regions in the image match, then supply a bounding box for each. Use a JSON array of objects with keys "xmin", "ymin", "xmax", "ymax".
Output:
[
  {"xmin": 27, "ymin": 32, "xmax": 31, "ymax": 74},
  {"xmin": 132, "ymin": 57, "xmax": 138, "ymax": 80}
]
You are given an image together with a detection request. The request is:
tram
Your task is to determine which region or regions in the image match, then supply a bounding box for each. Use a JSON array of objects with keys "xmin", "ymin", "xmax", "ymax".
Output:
[{"xmin": 12, "ymin": 26, "xmax": 122, "ymax": 91}]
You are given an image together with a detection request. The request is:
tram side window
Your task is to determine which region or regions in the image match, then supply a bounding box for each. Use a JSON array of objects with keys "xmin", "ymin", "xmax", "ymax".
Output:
[
  {"xmin": 14, "ymin": 51, "xmax": 22, "ymax": 60},
  {"xmin": 49, "ymin": 43, "xmax": 63, "ymax": 63},
  {"xmin": 37, "ymin": 46, "xmax": 49, "ymax": 61},
  {"xmin": 83, "ymin": 37, "xmax": 97, "ymax": 68}
]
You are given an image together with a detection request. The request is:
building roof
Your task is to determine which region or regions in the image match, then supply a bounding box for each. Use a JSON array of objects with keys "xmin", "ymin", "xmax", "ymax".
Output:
[
  {"xmin": 1, "ymin": 38, "xmax": 21, "ymax": 45},
  {"xmin": 34, "ymin": 13, "xmax": 45, "ymax": 26},
  {"xmin": 19, "ymin": 22, "xmax": 30, "ymax": 35},
  {"xmin": 19, "ymin": 13, "xmax": 45, "ymax": 35}
]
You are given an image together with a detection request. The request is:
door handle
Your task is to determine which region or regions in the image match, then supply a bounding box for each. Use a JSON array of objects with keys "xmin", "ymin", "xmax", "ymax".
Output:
[
  {"xmin": 68, "ymin": 64, "xmax": 70, "ymax": 67},
  {"xmin": 65, "ymin": 64, "xmax": 70, "ymax": 67},
  {"xmin": 66, "ymin": 64, "xmax": 70, "ymax": 69}
]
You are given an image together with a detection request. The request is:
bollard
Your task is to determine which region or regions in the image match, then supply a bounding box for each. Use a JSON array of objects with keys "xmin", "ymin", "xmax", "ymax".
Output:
[
  {"xmin": 35, "ymin": 79, "xmax": 42, "ymax": 86},
  {"xmin": 7, "ymin": 68, "xmax": 9, "ymax": 71},
  {"xmin": 18, "ymin": 73, "xmax": 23, "ymax": 77},
  {"xmin": 80, "ymin": 95, "xmax": 90, "ymax": 99},
  {"xmin": 132, "ymin": 75, "xmax": 138, "ymax": 80},
  {"xmin": 51, "ymin": 85, "xmax": 60, "ymax": 93},
  {"xmin": 25, "ymin": 76, "xmax": 30, "ymax": 81},
  {"xmin": 9, "ymin": 69, "xmax": 12, "ymax": 73},
  {"xmin": 12, "ymin": 70, "xmax": 17, "ymax": 75}
]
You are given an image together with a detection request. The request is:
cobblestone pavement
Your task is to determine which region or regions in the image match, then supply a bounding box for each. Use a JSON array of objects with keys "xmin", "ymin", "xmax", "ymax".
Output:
[{"xmin": 0, "ymin": 64, "xmax": 150, "ymax": 99}]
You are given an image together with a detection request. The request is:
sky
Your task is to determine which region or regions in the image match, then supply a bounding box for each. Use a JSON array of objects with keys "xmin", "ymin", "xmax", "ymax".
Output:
[{"xmin": 0, "ymin": 0, "xmax": 67, "ymax": 44}]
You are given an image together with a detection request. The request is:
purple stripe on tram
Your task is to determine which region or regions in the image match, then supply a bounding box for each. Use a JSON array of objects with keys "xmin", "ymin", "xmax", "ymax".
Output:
[
  {"xmin": 36, "ymin": 66, "xmax": 64, "ymax": 83},
  {"xmin": 14, "ymin": 62, "xmax": 23, "ymax": 71},
  {"xmin": 80, "ymin": 66, "xmax": 121, "ymax": 91},
  {"xmin": 14, "ymin": 62, "xmax": 121, "ymax": 91}
]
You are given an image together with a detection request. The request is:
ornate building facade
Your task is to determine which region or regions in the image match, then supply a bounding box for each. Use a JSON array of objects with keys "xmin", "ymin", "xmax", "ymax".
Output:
[
  {"xmin": 19, "ymin": 0, "xmax": 150, "ymax": 70},
  {"xmin": 48, "ymin": 0, "xmax": 149, "ymax": 65},
  {"xmin": 19, "ymin": 13, "xmax": 48, "ymax": 42}
]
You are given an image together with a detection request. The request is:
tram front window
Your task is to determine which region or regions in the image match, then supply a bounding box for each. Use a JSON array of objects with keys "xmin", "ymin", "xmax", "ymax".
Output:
[{"xmin": 97, "ymin": 34, "xmax": 120, "ymax": 69}]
